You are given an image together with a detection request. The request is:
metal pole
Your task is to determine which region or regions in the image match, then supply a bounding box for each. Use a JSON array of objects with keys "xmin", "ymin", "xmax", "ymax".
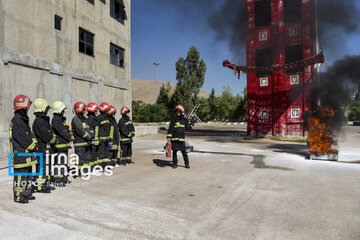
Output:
[
  {"xmin": 314, "ymin": 0, "xmax": 321, "ymax": 107},
  {"xmin": 153, "ymin": 62, "xmax": 160, "ymax": 102}
]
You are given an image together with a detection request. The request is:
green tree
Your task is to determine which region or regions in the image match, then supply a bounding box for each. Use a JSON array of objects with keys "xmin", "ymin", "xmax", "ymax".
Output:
[
  {"xmin": 348, "ymin": 100, "xmax": 360, "ymax": 121},
  {"xmin": 156, "ymin": 83, "xmax": 170, "ymax": 105},
  {"xmin": 132, "ymin": 100, "xmax": 145, "ymax": 122},
  {"xmin": 171, "ymin": 46, "xmax": 207, "ymax": 112},
  {"xmin": 208, "ymin": 88, "xmax": 217, "ymax": 120},
  {"xmin": 217, "ymin": 87, "xmax": 236, "ymax": 121},
  {"xmin": 197, "ymin": 97, "xmax": 211, "ymax": 121}
]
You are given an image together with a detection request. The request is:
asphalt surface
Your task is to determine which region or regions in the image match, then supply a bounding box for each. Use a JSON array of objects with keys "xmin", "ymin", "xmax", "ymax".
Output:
[{"xmin": 0, "ymin": 125, "xmax": 359, "ymax": 240}]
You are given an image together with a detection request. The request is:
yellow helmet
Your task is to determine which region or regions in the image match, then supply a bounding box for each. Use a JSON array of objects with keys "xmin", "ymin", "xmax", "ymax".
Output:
[
  {"xmin": 33, "ymin": 98, "xmax": 50, "ymax": 113},
  {"xmin": 52, "ymin": 101, "xmax": 67, "ymax": 114}
]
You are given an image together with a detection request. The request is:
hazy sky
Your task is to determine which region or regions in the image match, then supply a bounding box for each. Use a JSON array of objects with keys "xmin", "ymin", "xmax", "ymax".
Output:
[{"xmin": 131, "ymin": 0, "xmax": 360, "ymax": 96}]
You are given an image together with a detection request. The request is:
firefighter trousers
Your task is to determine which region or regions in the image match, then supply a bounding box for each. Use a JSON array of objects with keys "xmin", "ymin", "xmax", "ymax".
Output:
[
  {"xmin": 120, "ymin": 143, "xmax": 132, "ymax": 163},
  {"xmin": 173, "ymin": 150, "xmax": 189, "ymax": 166},
  {"xmin": 35, "ymin": 154, "xmax": 51, "ymax": 192},
  {"xmin": 75, "ymin": 145, "xmax": 91, "ymax": 175},
  {"xmin": 98, "ymin": 142, "xmax": 111, "ymax": 168},
  {"xmin": 53, "ymin": 149, "xmax": 68, "ymax": 184},
  {"xmin": 110, "ymin": 149, "xmax": 118, "ymax": 166},
  {"xmin": 13, "ymin": 167, "xmax": 33, "ymax": 202},
  {"xmin": 90, "ymin": 144, "xmax": 99, "ymax": 167}
]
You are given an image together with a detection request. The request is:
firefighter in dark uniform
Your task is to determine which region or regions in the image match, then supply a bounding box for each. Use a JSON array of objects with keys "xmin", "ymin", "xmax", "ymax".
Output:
[
  {"xmin": 10, "ymin": 95, "xmax": 38, "ymax": 203},
  {"xmin": 51, "ymin": 101, "xmax": 73, "ymax": 186},
  {"xmin": 87, "ymin": 102, "xmax": 99, "ymax": 169},
  {"xmin": 108, "ymin": 106, "xmax": 119, "ymax": 167},
  {"xmin": 118, "ymin": 107, "xmax": 135, "ymax": 165},
  {"xmin": 97, "ymin": 102, "xmax": 112, "ymax": 168},
  {"xmin": 71, "ymin": 102, "xmax": 92, "ymax": 176},
  {"xmin": 32, "ymin": 98, "xmax": 57, "ymax": 192},
  {"xmin": 167, "ymin": 104, "xmax": 192, "ymax": 169}
]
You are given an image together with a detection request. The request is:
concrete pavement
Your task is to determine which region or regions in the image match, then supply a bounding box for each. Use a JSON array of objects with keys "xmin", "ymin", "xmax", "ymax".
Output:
[{"xmin": 0, "ymin": 125, "xmax": 359, "ymax": 240}]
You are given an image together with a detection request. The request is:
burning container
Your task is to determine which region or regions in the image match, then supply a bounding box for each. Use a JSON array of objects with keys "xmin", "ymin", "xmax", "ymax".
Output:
[{"xmin": 307, "ymin": 107, "xmax": 338, "ymax": 161}]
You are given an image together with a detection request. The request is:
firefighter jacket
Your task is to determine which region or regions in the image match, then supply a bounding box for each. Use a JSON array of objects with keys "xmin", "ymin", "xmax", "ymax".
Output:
[
  {"xmin": 32, "ymin": 115, "xmax": 57, "ymax": 154},
  {"xmin": 109, "ymin": 116, "xmax": 119, "ymax": 150},
  {"xmin": 88, "ymin": 113, "xmax": 99, "ymax": 146},
  {"xmin": 9, "ymin": 110, "xmax": 38, "ymax": 168},
  {"xmin": 71, "ymin": 114, "xmax": 92, "ymax": 147},
  {"xmin": 52, "ymin": 114, "xmax": 72, "ymax": 150},
  {"xmin": 97, "ymin": 113, "xmax": 111, "ymax": 143},
  {"xmin": 118, "ymin": 115, "xmax": 135, "ymax": 144},
  {"xmin": 167, "ymin": 115, "xmax": 192, "ymax": 142}
]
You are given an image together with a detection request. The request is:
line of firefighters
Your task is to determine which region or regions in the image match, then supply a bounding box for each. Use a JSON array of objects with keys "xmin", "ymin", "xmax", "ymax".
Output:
[{"xmin": 10, "ymin": 94, "xmax": 135, "ymax": 204}]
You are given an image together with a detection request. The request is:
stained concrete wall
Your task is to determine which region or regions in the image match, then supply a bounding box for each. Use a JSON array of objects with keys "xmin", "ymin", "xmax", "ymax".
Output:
[{"xmin": 0, "ymin": 0, "xmax": 132, "ymax": 156}]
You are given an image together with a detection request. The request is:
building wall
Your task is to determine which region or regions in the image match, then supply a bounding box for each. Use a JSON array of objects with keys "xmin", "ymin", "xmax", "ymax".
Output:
[
  {"xmin": 0, "ymin": 0, "xmax": 131, "ymax": 132},
  {"xmin": 246, "ymin": 0, "xmax": 316, "ymax": 137}
]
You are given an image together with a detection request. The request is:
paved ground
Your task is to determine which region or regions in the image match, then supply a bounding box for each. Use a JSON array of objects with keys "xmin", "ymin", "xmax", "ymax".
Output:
[{"xmin": 0, "ymin": 125, "xmax": 359, "ymax": 240}]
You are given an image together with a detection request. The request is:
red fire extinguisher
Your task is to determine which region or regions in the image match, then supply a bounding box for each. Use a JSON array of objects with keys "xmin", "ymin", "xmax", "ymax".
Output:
[{"xmin": 165, "ymin": 141, "xmax": 172, "ymax": 158}]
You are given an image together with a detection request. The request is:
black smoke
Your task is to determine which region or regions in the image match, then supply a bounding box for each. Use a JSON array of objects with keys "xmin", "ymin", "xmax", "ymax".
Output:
[{"xmin": 309, "ymin": 56, "xmax": 360, "ymax": 132}]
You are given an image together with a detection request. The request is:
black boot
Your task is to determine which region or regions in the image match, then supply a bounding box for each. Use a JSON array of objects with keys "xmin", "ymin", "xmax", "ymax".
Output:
[
  {"xmin": 26, "ymin": 195, "xmax": 36, "ymax": 200},
  {"xmin": 14, "ymin": 197, "xmax": 29, "ymax": 204},
  {"xmin": 39, "ymin": 188, "xmax": 51, "ymax": 193},
  {"xmin": 185, "ymin": 163, "xmax": 190, "ymax": 169},
  {"xmin": 172, "ymin": 164, "xmax": 177, "ymax": 169}
]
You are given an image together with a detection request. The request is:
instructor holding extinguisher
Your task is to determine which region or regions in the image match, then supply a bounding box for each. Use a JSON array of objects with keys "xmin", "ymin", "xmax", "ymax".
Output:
[{"xmin": 167, "ymin": 104, "xmax": 193, "ymax": 169}]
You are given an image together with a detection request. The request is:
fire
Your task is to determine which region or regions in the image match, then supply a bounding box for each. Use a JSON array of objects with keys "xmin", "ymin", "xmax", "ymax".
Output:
[{"xmin": 307, "ymin": 107, "xmax": 338, "ymax": 154}]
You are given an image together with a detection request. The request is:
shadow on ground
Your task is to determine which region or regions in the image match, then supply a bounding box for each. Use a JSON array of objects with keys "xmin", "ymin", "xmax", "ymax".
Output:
[
  {"xmin": 159, "ymin": 128, "xmax": 248, "ymax": 143},
  {"xmin": 251, "ymin": 155, "xmax": 294, "ymax": 171},
  {"xmin": 153, "ymin": 159, "xmax": 188, "ymax": 168},
  {"xmin": 265, "ymin": 144, "xmax": 310, "ymax": 160}
]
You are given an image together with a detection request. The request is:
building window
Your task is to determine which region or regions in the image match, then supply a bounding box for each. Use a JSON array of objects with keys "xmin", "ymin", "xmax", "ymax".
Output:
[
  {"xmin": 87, "ymin": 0, "xmax": 95, "ymax": 4},
  {"xmin": 110, "ymin": 43, "xmax": 124, "ymax": 68},
  {"xmin": 260, "ymin": 110, "xmax": 270, "ymax": 120},
  {"xmin": 290, "ymin": 75, "xmax": 300, "ymax": 85},
  {"xmin": 100, "ymin": 0, "xmax": 106, "ymax": 4},
  {"xmin": 256, "ymin": 48, "xmax": 273, "ymax": 77},
  {"xmin": 110, "ymin": 0, "xmax": 127, "ymax": 24},
  {"xmin": 284, "ymin": 0, "xmax": 302, "ymax": 23},
  {"xmin": 54, "ymin": 15, "xmax": 62, "ymax": 31},
  {"xmin": 254, "ymin": 0, "xmax": 271, "ymax": 28},
  {"xmin": 79, "ymin": 28, "xmax": 94, "ymax": 56},
  {"xmin": 291, "ymin": 109, "xmax": 301, "ymax": 119},
  {"xmin": 285, "ymin": 45, "xmax": 303, "ymax": 74},
  {"xmin": 260, "ymin": 77, "xmax": 269, "ymax": 87},
  {"xmin": 259, "ymin": 31, "xmax": 268, "ymax": 41}
]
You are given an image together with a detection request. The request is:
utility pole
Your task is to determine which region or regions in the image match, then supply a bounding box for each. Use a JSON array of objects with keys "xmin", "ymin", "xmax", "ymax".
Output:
[{"xmin": 153, "ymin": 62, "xmax": 160, "ymax": 101}]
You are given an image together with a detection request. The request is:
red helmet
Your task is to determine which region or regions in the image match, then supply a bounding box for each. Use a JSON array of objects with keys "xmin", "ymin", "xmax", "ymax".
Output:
[
  {"xmin": 14, "ymin": 95, "xmax": 32, "ymax": 111},
  {"xmin": 99, "ymin": 102, "xmax": 110, "ymax": 113},
  {"xmin": 108, "ymin": 106, "xmax": 117, "ymax": 115},
  {"xmin": 87, "ymin": 102, "xmax": 99, "ymax": 112},
  {"xmin": 175, "ymin": 104, "xmax": 185, "ymax": 113},
  {"xmin": 74, "ymin": 102, "xmax": 86, "ymax": 114},
  {"xmin": 121, "ymin": 107, "xmax": 130, "ymax": 115}
]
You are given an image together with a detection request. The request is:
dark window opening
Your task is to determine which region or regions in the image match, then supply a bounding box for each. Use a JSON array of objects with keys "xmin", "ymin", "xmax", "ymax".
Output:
[
  {"xmin": 100, "ymin": 0, "xmax": 106, "ymax": 4},
  {"xmin": 54, "ymin": 15, "xmax": 62, "ymax": 31},
  {"xmin": 256, "ymin": 48, "xmax": 273, "ymax": 77},
  {"xmin": 254, "ymin": 0, "xmax": 271, "ymax": 28},
  {"xmin": 79, "ymin": 28, "xmax": 94, "ymax": 57},
  {"xmin": 87, "ymin": 0, "xmax": 95, "ymax": 4},
  {"xmin": 284, "ymin": 0, "xmax": 302, "ymax": 23},
  {"xmin": 110, "ymin": 0, "xmax": 127, "ymax": 24},
  {"xmin": 285, "ymin": 45, "xmax": 303, "ymax": 74},
  {"xmin": 110, "ymin": 43, "xmax": 124, "ymax": 68}
]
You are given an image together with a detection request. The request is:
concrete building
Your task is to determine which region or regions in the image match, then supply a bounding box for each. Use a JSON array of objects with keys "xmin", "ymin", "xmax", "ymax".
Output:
[{"xmin": 0, "ymin": 0, "xmax": 131, "ymax": 156}]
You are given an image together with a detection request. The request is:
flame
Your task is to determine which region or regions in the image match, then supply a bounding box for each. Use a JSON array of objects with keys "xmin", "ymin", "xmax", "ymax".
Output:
[{"xmin": 307, "ymin": 107, "xmax": 338, "ymax": 154}]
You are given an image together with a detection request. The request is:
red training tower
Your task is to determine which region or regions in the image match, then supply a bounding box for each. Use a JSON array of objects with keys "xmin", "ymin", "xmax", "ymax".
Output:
[{"xmin": 224, "ymin": 0, "xmax": 324, "ymax": 137}]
